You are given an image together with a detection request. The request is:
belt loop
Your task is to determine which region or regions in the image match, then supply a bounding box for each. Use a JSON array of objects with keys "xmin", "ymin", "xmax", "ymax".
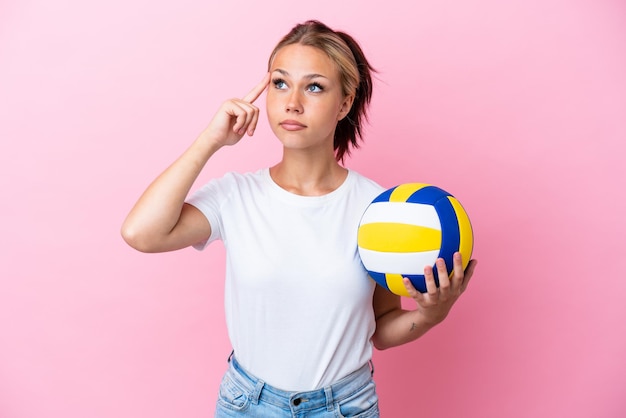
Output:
[
  {"xmin": 324, "ymin": 386, "xmax": 334, "ymax": 412},
  {"xmin": 368, "ymin": 359, "xmax": 375, "ymax": 376},
  {"xmin": 250, "ymin": 379, "xmax": 265, "ymax": 405}
]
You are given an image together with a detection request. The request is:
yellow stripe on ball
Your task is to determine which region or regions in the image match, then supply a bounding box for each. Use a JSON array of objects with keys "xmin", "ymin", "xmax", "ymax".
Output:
[
  {"xmin": 449, "ymin": 197, "xmax": 474, "ymax": 270},
  {"xmin": 357, "ymin": 223, "xmax": 441, "ymax": 252},
  {"xmin": 385, "ymin": 273, "xmax": 410, "ymax": 297},
  {"xmin": 388, "ymin": 183, "xmax": 429, "ymax": 202}
]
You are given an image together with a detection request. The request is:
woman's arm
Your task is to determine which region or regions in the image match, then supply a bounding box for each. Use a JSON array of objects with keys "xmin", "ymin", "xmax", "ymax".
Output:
[
  {"xmin": 372, "ymin": 252, "xmax": 477, "ymax": 350},
  {"xmin": 121, "ymin": 74, "xmax": 270, "ymax": 253},
  {"xmin": 120, "ymin": 137, "xmax": 220, "ymax": 253}
]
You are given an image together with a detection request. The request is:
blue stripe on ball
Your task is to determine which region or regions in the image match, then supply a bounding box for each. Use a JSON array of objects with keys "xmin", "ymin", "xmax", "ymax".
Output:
[
  {"xmin": 402, "ymin": 273, "xmax": 429, "ymax": 293},
  {"xmin": 368, "ymin": 271, "xmax": 390, "ymax": 291},
  {"xmin": 406, "ymin": 185, "xmax": 450, "ymax": 204},
  {"xmin": 371, "ymin": 187, "xmax": 395, "ymax": 203},
  {"xmin": 434, "ymin": 196, "xmax": 461, "ymax": 279}
]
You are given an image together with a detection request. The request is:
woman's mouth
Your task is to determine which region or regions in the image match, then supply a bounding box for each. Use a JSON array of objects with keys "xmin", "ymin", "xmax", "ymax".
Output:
[{"xmin": 279, "ymin": 120, "xmax": 307, "ymax": 131}]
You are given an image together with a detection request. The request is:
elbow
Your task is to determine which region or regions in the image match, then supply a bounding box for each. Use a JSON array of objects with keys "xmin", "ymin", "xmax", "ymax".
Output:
[
  {"xmin": 373, "ymin": 342, "xmax": 391, "ymax": 351},
  {"xmin": 371, "ymin": 333, "xmax": 394, "ymax": 351},
  {"xmin": 120, "ymin": 224, "xmax": 143, "ymax": 252},
  {"xmin": 120, "ymin": 223, "xmax": 158, "ymax": 253}
]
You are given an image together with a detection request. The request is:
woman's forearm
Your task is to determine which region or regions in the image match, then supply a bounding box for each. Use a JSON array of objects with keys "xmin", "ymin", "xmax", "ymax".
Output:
[{"xmin": 120, "ymin": 134, "xmax": 221, "ymax": 251}]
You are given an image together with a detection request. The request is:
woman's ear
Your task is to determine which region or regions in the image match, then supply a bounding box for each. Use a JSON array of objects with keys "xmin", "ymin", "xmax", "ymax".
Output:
[{"xmin": 338, "ymin": 94, "xmax": 355, "ymax": 121}]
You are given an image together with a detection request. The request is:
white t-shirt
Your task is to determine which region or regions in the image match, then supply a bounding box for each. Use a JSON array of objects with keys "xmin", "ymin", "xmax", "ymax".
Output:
[{"xmin": 187, "ymin": 168, "xmax": 384, "ymax": 391}]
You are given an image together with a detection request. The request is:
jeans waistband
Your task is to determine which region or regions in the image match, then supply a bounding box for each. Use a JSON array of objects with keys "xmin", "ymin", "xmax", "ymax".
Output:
[{"xmin": 227, "ymin": 355, "xmax": 374, "ymax": 413}]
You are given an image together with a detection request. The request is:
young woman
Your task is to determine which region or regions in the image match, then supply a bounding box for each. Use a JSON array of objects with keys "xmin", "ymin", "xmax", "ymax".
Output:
[{"xmin": 122, "ymin": 20, "xmax": 477, "ymax": 417}]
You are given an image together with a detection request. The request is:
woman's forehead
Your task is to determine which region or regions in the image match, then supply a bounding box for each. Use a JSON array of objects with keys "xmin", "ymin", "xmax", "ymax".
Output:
[{"xmin": 270, "ymin": 44, "xmax": 339, "ymax": 79}]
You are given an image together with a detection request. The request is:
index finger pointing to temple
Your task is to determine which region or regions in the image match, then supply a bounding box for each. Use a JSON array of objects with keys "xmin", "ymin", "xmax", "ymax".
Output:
[{"xmin": 243, "ymin": 72, "xmax": 271, "ymax": 103}]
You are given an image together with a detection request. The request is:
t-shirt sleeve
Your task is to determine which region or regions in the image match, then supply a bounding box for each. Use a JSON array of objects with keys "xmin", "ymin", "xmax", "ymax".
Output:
[{"xmin": 185, "ymin": 173, "xmax": 235, "ymax": 251}]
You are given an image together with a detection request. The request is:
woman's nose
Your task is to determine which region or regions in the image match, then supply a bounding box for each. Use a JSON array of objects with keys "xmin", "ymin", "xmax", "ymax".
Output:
[{"xmin": 285, "ymin": 90, "xmax": 303, "ymax": 113}]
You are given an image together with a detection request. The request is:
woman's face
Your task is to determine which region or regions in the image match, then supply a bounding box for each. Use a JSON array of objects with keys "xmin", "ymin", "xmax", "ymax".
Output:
[{"xmin": 266, "ymin": 43, "xmax": 354, "ymax": 154}]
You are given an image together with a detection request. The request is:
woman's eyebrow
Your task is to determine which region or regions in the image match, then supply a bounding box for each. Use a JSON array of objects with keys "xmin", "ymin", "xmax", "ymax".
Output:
[{"xmin": 272, "ymin": 68, "xmax": 329, "ymax": 80}]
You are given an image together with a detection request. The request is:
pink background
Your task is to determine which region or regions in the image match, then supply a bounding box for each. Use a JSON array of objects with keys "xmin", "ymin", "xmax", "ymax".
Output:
[{"xmin": 1, "ymin": 0, "xmax": 625, "ymax": 417}]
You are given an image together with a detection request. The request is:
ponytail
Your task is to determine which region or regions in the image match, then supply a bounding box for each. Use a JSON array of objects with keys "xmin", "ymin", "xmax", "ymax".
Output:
[{"xmin": 334, "ymin": 30, "xmax": 374, "ymax": 161}]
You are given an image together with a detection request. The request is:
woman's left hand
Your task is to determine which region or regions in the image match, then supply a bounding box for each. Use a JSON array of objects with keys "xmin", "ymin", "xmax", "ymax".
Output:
[{"xmin": 402, "ymin": 252, "xmax": 477, "ymax": 326}]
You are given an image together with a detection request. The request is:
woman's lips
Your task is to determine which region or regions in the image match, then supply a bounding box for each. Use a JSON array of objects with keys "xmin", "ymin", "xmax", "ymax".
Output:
[{"xmin": 279, "ymin": 120, "xmax": 307, "ymax": 131}]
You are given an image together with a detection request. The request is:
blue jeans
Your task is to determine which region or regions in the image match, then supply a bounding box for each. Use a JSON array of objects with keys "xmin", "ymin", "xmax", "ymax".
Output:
[{"xmin": 215, "ymin": 355, "xmax": 379, "ymax": 417}]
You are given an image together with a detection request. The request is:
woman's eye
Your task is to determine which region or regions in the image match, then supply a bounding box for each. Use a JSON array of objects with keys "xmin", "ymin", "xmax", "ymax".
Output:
[
  {"xmin": 273, "ymin": 79, "xmax": 287, "ymax": 89},
  {"xmin": 307, "ymin": 83, "xmax": 323, "ymax": 93}
]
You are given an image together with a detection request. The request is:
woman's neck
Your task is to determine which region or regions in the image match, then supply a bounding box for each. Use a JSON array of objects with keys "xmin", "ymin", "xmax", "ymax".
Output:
[{"xmin": 269, "ymin": 150, "xmax": 348, "ymax": 196}]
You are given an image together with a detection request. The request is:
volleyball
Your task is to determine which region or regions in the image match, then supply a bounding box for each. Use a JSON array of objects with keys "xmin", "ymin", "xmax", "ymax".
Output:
[{"xmin": 357, "ymin": 183, "xmax": 473, "ymax": 296}]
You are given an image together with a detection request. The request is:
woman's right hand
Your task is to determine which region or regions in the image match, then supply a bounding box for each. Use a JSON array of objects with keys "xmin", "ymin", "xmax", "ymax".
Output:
[{"xmin": 201, "ymin": 73, "xmax": 271, "ymax": 147}]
